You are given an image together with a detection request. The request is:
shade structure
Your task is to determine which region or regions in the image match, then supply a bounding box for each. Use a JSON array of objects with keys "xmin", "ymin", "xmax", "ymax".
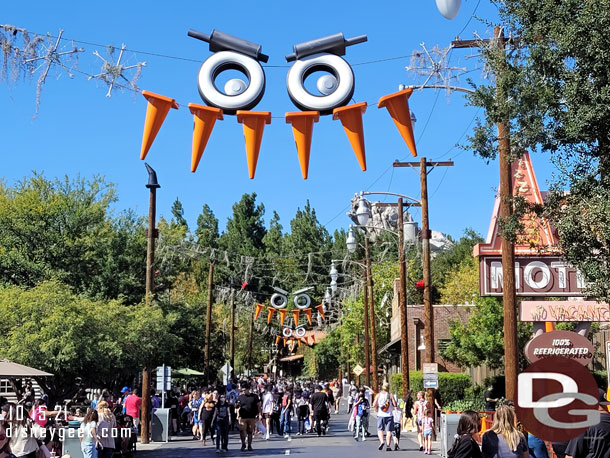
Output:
[
  {"xmin": 0, "ymin": 360, "xmax": 53, "ymax": 377},
  {"xmin": 173, "ymin": 368, "xmax": 205, "ymax": 376}
]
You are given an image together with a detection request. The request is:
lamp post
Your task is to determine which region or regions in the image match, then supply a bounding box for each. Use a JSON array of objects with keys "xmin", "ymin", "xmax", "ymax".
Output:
[{"xmin": 141, "ymin": 162, "xmax": 159, "ymax": 445}]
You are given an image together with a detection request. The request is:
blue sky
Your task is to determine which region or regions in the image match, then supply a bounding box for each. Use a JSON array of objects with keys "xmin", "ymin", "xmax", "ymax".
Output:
[{"xmin": 0, "ymin": 1, "xmax": 557, "ymax": 240}]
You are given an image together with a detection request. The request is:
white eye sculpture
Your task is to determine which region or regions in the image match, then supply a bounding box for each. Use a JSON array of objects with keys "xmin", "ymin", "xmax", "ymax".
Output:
[
  {"xmin": 293, "ymin": 286, "xmax": 312, "ymax": 310},
  {"xmin": 295, "ymin": 326, "xmax": 306, "ymax": 338},
  {"xmin": 282, "ymin": 327, "xmax": 293, "ymax": 338},
  {"xmin": 188, "ymin": 29, "xmax": 268, "ymax": 115},
  {"xmin": 285, "ymin": 33, "xmax": 367, "ymax": 115},
  {"xmin": 270, "ymin": 287, "xmax": 289, "ymax": 309}
]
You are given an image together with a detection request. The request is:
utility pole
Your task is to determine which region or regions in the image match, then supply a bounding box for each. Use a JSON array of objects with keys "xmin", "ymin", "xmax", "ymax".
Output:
[
  {"xmin": 247, "ymin": 300, "xmax": 254, "ymax": 375},
  {"xmin": 362, "ymin": 269, "xmax": 371, "ymax": 388},
  {"xmin": 397, "ymin": 198, "xmax": 410, "ymax": 397},
  {"xmin": 451, "ymin": 26, "xmax": 518, "ymax": 402},
  {"xmin": 204, "ymin": 262, "xmax": 214, "ymax": 385},
  {"xmin": 142, "ymin": 163, "xmax": 160, "ymax": 445},
  {"xmin": 365, "ymin": 236, "xmax": 378, "ymax": 393},
  {"xmin": 229, "ymin": 288, "xmax": 235, "ymax": 378}
]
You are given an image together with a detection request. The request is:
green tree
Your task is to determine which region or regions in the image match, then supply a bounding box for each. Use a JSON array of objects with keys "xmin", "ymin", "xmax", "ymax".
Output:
[
  {"xmin": 467, "ymin": 0, "xmax": 610, "ymax": 301},
  {"xmin": 195, "ymin": 204, "xmax": 219, "ymax": 249},
  {"xmin": 262, "ymin": 211, "xmax": 284, "ymax": 260},
  {"xmin": 219, "ymin": 193, "xmax": 266, "ymax": 256},
  {"xmin": 438, "ymin": 257, "xmax": 479, "ymax": 305},
  {"xmin": 171, "ymin": 197, "xmax": 188, "ymax": 229}
]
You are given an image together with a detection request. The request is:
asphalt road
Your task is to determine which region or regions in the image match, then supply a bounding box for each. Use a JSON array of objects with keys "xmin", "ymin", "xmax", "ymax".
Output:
[{"xmin": 137, "ymin": 411, "xmax": 436, "ymax": 458}]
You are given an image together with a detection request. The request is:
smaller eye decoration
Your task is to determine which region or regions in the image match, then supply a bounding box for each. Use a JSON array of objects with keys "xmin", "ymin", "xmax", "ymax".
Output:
[
  {"xmin": 270, "ymin": 287, "xmax": 289, "ymax": 309},
  {"xmin": 188, "ymin": 29, "xmax": 268, "ymax": 115},
  {"xmin": 282, "ymin": 327, "xmax": 293, "ymax": 338},
  {"xmin": 285, "ymin": 33, "xmax": 367, "ymax": 115},
  {"xmin": 294, "ymin": 326, "xmax": 307, "ymax": 338}
]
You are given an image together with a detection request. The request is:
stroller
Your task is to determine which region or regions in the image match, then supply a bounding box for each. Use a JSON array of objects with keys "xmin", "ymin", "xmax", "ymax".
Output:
[{"xmin": 113, "ymin": 414, "xmax": 137, "ymax": 457}]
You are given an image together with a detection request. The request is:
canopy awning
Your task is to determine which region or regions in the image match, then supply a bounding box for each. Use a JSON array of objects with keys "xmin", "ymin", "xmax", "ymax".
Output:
[
  {"xmin": 173, "ymin": 368, "xmax": 205, "ymax": 376},
  {"xmin": 279, "ymin": 355, "xmax": 304, "ymax": 363},
  {"xmin": 378, "ymin": 337, "xmax": 401, "ymax": 355},
  {"xmin": 0, "ymin": 360, "xmax": 53, "ymax": 377}
]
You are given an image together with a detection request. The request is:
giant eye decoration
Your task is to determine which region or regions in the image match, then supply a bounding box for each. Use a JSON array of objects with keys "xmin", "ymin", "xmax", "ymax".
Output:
[
  {"xmin": 293, "ymin": 287, "xmax": 313, "ymax": 310},
  {"xmin": 285, "ymin": 33, "xmax": 367, "ymax": 115},
  {"xmin": 188, "ymin": 29, "xmax": 268, "ymax": 114},
  {"xmin": 270, "ymin": 287, "xmax": 289, "ymax": 309}
]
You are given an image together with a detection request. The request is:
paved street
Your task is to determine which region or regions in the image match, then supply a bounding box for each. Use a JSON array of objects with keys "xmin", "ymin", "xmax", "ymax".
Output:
[{"xmin": 138, "ymin": 412, "xmax": 438, "ymax": 458}]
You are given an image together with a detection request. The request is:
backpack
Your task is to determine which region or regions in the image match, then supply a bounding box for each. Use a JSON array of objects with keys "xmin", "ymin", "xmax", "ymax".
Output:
[
  {"xmin": 272, "ymin": 400, "xmax": 281, "ymax": 414},
  {"xmin": 216, "ymin": 405, "xmax": 229, "ymax": 421},
  {"xmin": 379, "ymin": 393, "xmax": 391, "ymax": 412}
]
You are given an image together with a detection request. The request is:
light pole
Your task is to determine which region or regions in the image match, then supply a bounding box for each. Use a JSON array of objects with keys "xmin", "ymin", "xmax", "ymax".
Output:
[
  {"xmin": 141, "ymin": 162, "xmax": 159, "ymax": 445},
  {"xmin": 348, "ymin": 191, "xmax": 419, "ymax": 399}
]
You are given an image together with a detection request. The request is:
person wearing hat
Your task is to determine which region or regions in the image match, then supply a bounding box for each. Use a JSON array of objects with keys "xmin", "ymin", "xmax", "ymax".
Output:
[
  {"xmin": 120, "ymin": 387, "xmax": 130, "ymax": 415},
  {"xmin": 565, "ymin": 388, "xmax": 610, "ymax": 458}
]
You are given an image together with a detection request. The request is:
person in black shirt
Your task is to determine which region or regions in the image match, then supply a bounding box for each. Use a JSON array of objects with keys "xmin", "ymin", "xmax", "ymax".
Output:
[
  {"xmin": 484, "ymin": 384, "xmax": 498, "ymax": 412},
  {"xmin": 236, "ymin": 383, "xmax": 261, "ymax": 451},
  {"xmin": 309, "ymin": 386, "xmax": 329, "ymax": 437},
  {"xmin": 448, "ymin": 410, "xmax": 482, "ymax": 458},
  {"xmin": 566, "ymin": 389, "xmax": 610, "ymax": 458}
]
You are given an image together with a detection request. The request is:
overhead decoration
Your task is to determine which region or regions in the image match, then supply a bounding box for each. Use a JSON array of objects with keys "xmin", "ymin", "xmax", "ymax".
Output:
[
  {"xmin": 267, "ymin": 307, "xmax": 276, "ymax": 325},
  {"xmin": 140, "ymin": 91, "xmax": 179, "ymax": 160},
  {"xmin": 89, "ymin": 43, "xmax": 146, "ymax": 98},
  {"xmin": 333, "ymin": 102, "xmax": 368, "ymax": 171},
  {"xmin": 188, "ymin": 29, "xmax": 268, "ymax": 114},
  {"xmin": 285, "ymin": 112, "xmax": 319, "ymax": 179},
  {"xmin": 254, "ymin": 303, "xmax": 265, "ymax": 320},
  {"xmin": 271, "ymin": 287, "xmax": 289, "ymax": 309},
  {"xmin": 278, "ymin": 309, "xmax": 288, "ymax": 326},
  {"xmin": 237, "ymin": 110, "xmax": 272, "ymax": 179},
  {"xmin": 435, "ymin": 0, "xmax": 461, "ymax": 20},
  {"xmin": 189, "ymin": 104, "xmax": 223, "ymax": 172},
  {"xmin": 378, "ymin": 88, "xmax": 417, "ymax": 157}
]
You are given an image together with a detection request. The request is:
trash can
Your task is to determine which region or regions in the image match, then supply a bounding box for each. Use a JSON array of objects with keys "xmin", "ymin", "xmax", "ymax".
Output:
[
  {"xmin": 62, "ymin": 425, "xmax": 84, "ymax": 458},
  {"xmin": 151, "ymin": 408, "xmax": 171, "ymax": 442},
  {"xmin": 440, "ymin": 413, "xmax": 461, "ymax": 458}
]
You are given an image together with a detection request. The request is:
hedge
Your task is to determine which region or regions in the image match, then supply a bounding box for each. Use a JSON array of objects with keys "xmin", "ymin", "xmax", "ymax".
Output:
[{"xmin": 390, "ymin": 371, "xmax": 472, "ymax": 404}]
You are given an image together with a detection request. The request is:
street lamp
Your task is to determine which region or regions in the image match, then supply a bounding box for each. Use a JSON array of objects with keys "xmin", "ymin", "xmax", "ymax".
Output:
[
  {"xmin": 355, "ymin": 195, "xmax": 371, "ymax": 226},
  {"xmin": 346, "ymin": 226, "xmax": 358, "ymax": 253}
]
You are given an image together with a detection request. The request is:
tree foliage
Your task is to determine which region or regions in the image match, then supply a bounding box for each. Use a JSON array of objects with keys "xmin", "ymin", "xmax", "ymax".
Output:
[{"xmin": 468, "ymin": 0, "xmax": 610, "ymax": 301}]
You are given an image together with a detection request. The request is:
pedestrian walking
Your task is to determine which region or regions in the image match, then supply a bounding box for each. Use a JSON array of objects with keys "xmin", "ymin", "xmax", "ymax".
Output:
[
  {"xmin": 373, "ymin": 382, "xmax": 397, "ymax": 451},
  {"xmin": 189, "ymin": 391, "xmax": 203, "ymax": 440},
  {"xmin": 96, "ymin": 401, "xmax": 116, "ymax": 458},
  {"xmin": 348, "ymin": 382, "xmax": 358, "ymax": 414},
  {"xmin": 354, "ymin": 390, "xmax": 370, "ymax": 442},
  {"xmin": 296, "ymin": 392, "xmax": 310, "ymax": 436},
  {"xmin": 280, "ymin": 389, "xmax": 293, "ymax": 438},
  {"xmin": 261, "ymin": 385, "xmax": 273, "ymax": 440},
  {"xmin": 332, "ymin": 381, "xmax": 341, "ymax": 415},
  {"xmin": 79, "ymin": 410, "xmax": 101, "ymax": 458},
  {"xmin": 309, "ymin": 385, "xmax": 329, "ymax": 436},
  {"xmin": 392, "ymin": 403, "xmax": 403, "ymax": 450},
  {"xmin": 6, "ymin": 404, "xmax": 42, "ymax": 458},
  {"xmin": 212, "ymin": 394, "xmax": 230, "ymax": 453},
  {"xmin": 236, "ymin": 382, "xmax": 261, "ymax": 451},
  {"xmin": 447, "ymin": 411, "xmax": 482, "ymax": 458},
  {"xmin": 422, "ymin": 407, "xmax": 435, "ymax": 454},
  {"xmin": 200, "ymin": 392, "xmax": 216, "ymax": 445},
  {"xmin": 123, "ymin": 389, "xmax": 142, "ymax": 431},
  {"xmin": 414, "ymin": 391, "xmax": 430, "ymax": 451},
  {"xmin": 270, "ymin": 388, "xmax": 282, "ymax": 436},
  {"xmin": 481, "ymin": 405, "xmax": 528, "ymax": 458},
  {"xmin": 484, "ymin": 384, "xmax": 499, "ymax": 412}
]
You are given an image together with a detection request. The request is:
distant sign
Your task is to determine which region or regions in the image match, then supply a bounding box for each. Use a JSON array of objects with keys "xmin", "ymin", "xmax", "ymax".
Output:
[
  {"xmin": 480, "ymin": 256, "xmax": 585, "ymax": 296},
  {"xmin": 423, "ymin": 363, "xmax": 438, "ymax": 374},
  {"xmin": 520, "ymin": 301, "xmax": 610, "ymax": 322},
  {"xmin": 524, "ymin": 330, "xmax": 594, "ymax": 366},
  {"xmin": 156, "ymin": 365, "xmax": 171, "ymax": 392},
  {"xmin": 424, "ymin": 379, "xmax": 438, "ymax": 389},
  {"xmin": 353, "ymin": 365, "xmax": 364, "ymax": 377}
]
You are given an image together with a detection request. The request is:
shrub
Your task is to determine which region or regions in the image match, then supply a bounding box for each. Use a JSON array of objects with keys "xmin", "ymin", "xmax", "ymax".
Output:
[{"xmin": 390, "ymin": 371, "xmax": 472, "ymax": 404}]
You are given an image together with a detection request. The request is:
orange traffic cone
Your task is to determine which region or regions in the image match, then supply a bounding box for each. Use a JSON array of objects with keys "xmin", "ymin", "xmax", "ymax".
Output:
[
  {"xmin": 304, "ymin": 308, "xmax": 312, "ymax": 325},
  {"xmin": 544, "ymin": 322, "xmax": 555, "ymax": 332},
  {"xmin": 236, "ymin": 111, "xmax": 272, "ymax": 179},
  {"xmin": 292, "ymin": 309, "xmax": 301, "ymax": 327},
  {"xmin": 275, "ymin": 335, "xmax": 281, "ymax": 346},
  {"xmin": 480, "ymin": 417, "xmax": 487, "ymax": 435},
  {"xmin": 285, "ymin": 111, "xmax": 320, "ymax": 179},
  {"xmin": 279, "ymin": 309, "xmax": 288, "ymax": 326},
  {"xmin": 189, "ymin": 103, "xmax": 223, "ymax": 172},
  {"xmin": 140, "ymin": 90, "xmax": 179, "ymax": 160},
  {"xmin": 377, "ymin": 88, "xmax": 417, "ymax": 157},
  {"xmin": 267, "ymin": 307, "xmax": 276, "ymax": 325},
  {"xmin": 254, "ymin": 303, "xmax": 264, "ymax": 320},
  {"xmin": 315, "ymin": 304, "xmax": 326, "ymax": 321},
  {"xmin": 332, "ymin": 102, "xmax": 367, "ymax": 171}
]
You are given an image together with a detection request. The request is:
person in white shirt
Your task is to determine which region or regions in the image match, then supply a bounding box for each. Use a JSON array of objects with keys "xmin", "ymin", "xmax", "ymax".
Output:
[
  {"xmin": 372, "ymin": 382, "xmax": 397, "ymax": 452},
  {"xmin": 261, "ymin": 385, "xmax": 274, "ymax": 440}
]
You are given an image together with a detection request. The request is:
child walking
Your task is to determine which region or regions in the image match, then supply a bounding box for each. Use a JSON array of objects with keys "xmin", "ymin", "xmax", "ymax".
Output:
[
  {"xmin": 422, "ymin": 408, "xmax": 434, "ymax": 454},
  {"xmin": 392, "ymin": 404, "xmax": 403, "ymax": 451}
]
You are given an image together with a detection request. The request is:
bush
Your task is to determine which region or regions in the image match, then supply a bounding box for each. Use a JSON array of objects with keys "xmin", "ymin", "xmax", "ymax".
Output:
[{"xmin": 390, "ymin": 371, "xmax": 472, "ymax": 404}]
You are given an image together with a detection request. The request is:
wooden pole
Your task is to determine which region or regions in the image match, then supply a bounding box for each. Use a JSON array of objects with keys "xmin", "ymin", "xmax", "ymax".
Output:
[
  {"xmin": 365, "ymin": 236, "xmax": 378, "ymax": 393},
  {"xmin": 420, "ymin": 156, "xmax": 434, "ymax": 364},
  {"xmin": 229, "ymin": 288, "xmax": 235, "ymax": 378},
  {"xmin": 495, "ymin": 26, "xmax": 518, "ymax": 402},
  {"xmin": 248, "ymin": 300, "xmax": 255, "ymax": 375},
  {"xmin": 141, "ymin": 175, "xmax": 158, "ymax": 445},
  {"xmin": 398, "ymin": 198, "xmax": 410, "ymax": 397},
  {"xmin": 204, "ymin": 262, "xmax": 214, "ymax": 385},
  {"xmin": 362, "ymin": 270, "xmax": 371, "ymax": 388}
]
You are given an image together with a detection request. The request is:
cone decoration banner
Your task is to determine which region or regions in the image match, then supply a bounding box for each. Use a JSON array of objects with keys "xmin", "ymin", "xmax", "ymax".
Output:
[
  {"xmin": 480, "ymin": 417, "xmax": 487, "ymax": 434},
  {"xmin": 292, "ymin": 309, "xmax": 300, "ymax": 327},
  {"xmin": 254, "ymin": 303, "xmax": 264, "ymax": 321},
  {"xmin": 332, "ymin": 102, "xmax": 367, "ymax": 171},
  {"xmin": 304, "ymin": 308, "xmax": 312, "ymax": 325},
  {"xmin": 140, "ymin": 90, "xmax": 179, "ymax": 160},
  {"xmin": 297, "ymin": 338, "xmax": 301, "ymax": 347},
  {"xmin": 315, "ymin": 304, "xmax": 326, "ymax": 321},
  {"xmin": 283, "ymin": 338, "xmax": 287, "ymax": 346},
  {"xmin": 279, "ymin": 309, "xmax": 288, "ymax": 326},
  {"xmin": 377, "ymin": 88, "xmax": 417, "ymax": 157},
  {"xmin": 311, "ymin": 335, "xmax": 316, "ymax": 344},
  {"xmin": 285, "ymin": 111, "xmax": 320, "ymax": 179},
  {"xmin": 189, "ymin": 103, "xmax": 223, "ymax": 172},
  {"xmin": 275, "ymin": 335, "xmax": 281, "ymax": 346},
  {"xmin": 267, "ymin": 307, "xmax": 276, "ymax": 325},
  {"xmin": 236, "ymin": 111, "xmax": 272, "ymax": 179}
]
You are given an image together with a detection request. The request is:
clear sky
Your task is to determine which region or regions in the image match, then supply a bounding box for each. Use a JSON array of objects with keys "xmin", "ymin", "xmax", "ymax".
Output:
[{"xmin": 0, "ymin": 1, "xmax": 557, "ymax": 240}]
